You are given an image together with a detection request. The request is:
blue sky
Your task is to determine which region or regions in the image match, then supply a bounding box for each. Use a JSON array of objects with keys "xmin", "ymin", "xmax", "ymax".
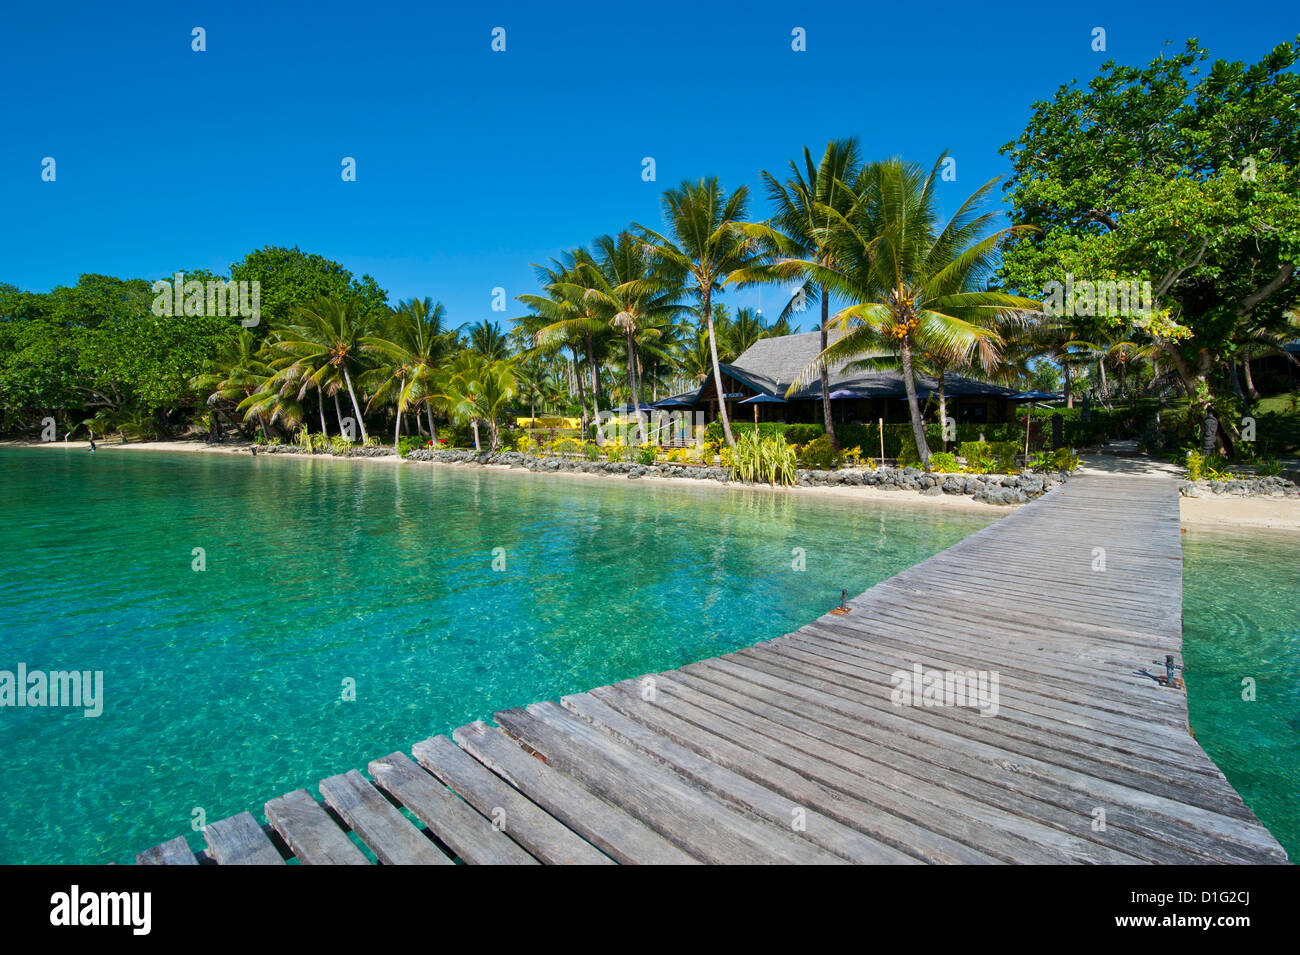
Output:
[{"xmin": 1, "ymin": 0, "xmax": 1293, "ymax": 330}]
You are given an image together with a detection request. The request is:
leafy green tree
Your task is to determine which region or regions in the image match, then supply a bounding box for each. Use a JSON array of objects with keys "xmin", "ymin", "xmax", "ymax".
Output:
[
  {"xmin": 999, "ymin": 37, "xmax": 1300, "ymax": 453},
  {"xmin": 229, "ymin": 246, "xmax": 388, "ymax": 331}
]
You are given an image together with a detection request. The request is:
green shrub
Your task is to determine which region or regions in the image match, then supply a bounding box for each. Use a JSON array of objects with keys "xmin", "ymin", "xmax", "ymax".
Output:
[
  {"xmin": 330, "ymin": 436, "xmax": 352, "ymax": 454},
  {"xmin": 959, "ymin": 441, "xmax": 994, "ymax": 473},
  {"xmin": 990, "ymin": 440, "xmax": 1020, "ymax": 472},
  {"xmin": 1184, "ymin": 449, "xmax": 1205, "ymax": 481},
  {"xmin": 583, "ymin": 441, "xmax": 601, "ymax": 461},
  {"xmin": 928, "ymin": 451, "xmax": 959, "ymax": 473},
  {"xmin": 1029, "ymin": 448, "xmax": 1080, "ymax": 472},
  {"xmin": 605, "ymin": 443, "xmax": 625, "ymax": 462},
  {"xmin": 705, "ymin": 420, "xmax": 795, "ymax": 444},
  {"xmin": 800, "ymin": 434, "xmax": 838, "ymax": 469},
  {"xmin": 636, "ymin": 446, "xmax": 655, "ymax": 466},
  {"xmin": 783, "ymin": 423, "xmax": 825, "ymax": 445},
  {"xmin": 397, "ymin": 435, "xmax": 423, "ymax": 458},
  {"xmin": 897, "ymin": 431, "xmax": 922, "ymax": 468}
]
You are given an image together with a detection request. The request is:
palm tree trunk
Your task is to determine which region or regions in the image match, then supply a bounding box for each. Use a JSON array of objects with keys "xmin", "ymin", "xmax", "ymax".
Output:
[
  {"xmin": 593, "ymin": 351, "xmax": 603, "ymax": 404},
  {"xmin": 342, "ymin": 367, "xmax": 369, "ymax": 443},
  {"xmin": 471, "ymin": 418, "xmax": 481, "ymax": 451},
  {"xmin": 394, "ymin": 406, "xmax": 402, "ymax": 447},
  {"xmin": 318, "ymin": 395, "xmax": 328, "ymax": 437},
  {"xmin": 899, "ymin": 337, "xmax": 930, "ymax": 468},
  {"xmin": 571, "ymin": 344, "xmax": 589, "ymax": 436},
  {"xmin": 333, "ymin": 392, "xmax": 345, "ymax": 433},
  {"xmin": 820, "ymin": 285, "xmax": 837, "ymax": 449},
  {"xmin": 426, "ymin": 404, "xmax": 437, "ymax": 442},
  {"xmin": 704, "ymin": 286, "xmax": 735, "ymax": 446},
  {"xmin": 938, "ymin": 369, "xmax": 948, "ymax": 451},
  {"xmin": 1063, "ymin": 361, "xmax": 1073, "ymax": 408}
]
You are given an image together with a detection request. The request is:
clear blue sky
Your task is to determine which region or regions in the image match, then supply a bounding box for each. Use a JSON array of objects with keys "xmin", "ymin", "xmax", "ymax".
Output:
[{"xmin": 1, "ymin": 0, "xmax": 1293, "ymax": 330}]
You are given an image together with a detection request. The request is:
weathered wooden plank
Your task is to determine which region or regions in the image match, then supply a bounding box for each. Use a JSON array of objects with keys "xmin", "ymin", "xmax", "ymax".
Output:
[
  {"xmin": 452, "ymin": 720, "xmax": 699, "ymax": 864},
  {"xmin": 623, "ymin": 672, "xmax": 1137, "ymax": 864},
  {"xmin": 690, "ymin": 656, "xmax": 1284, "ymax": 858},
  {"xmin": 136, "ymin": 836, "xmax": 198, "ymax": 866},
  {"xmin": 264, "ymin": 789, "xmax": 370, "ymax": 865},
  {"xmin": 633, "ymin": 672, "xmax": 1226, "ymax": 865},
  {"xmin": 318, "ymin": 770, "xmax": 452, "ymax": 865},
  {"xmin": 561, "ymin": 691, "xmax": 919, "ymax": 864},
  {"xmin": 202, "ymin": 811, "xmax": 285, "ymax": 865},
  {"xmin": 412, "ymin": 735, "xmax": 612, "ymax": 865},
  {"xmin": 497, "ymin": 700, "xmax": 846, "ymax": 864},
  {"xmin": 368, "ymin": 752, "xmax": 537, "ymax": 865}
]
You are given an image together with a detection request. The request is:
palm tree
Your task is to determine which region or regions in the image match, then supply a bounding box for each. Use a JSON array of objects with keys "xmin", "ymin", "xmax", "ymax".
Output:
[
  {"xmin": 729, "ymin": 138, "xmax": 863, "ymax": 448},
  {"xmin": 274, "ymin": 297, "xmax": 375, "ymax": 443},
  {"xmin": 723, "ymin": 307, "xmax": 767, "ymax": 359},
  {"xmin": 582, "ymin": 232, "xmax": 686, "ymax": 405},
  {"xmin": 468, "ymin": 320, "xmax": 512, "ymax": 361},
  {"xmin": 787, "ymin": 155, "xmax": 1041, "ymax": 467},
  {"xmin": 519, "ymin": 254, "xmax": 607, "ymax": 432},
  {"xmin": 190, "ymin": 327, "xmax": 277, "ymax": 438},
  {"xmin": 636, "ymin": 177, "xmax": 765, "ymax": 446},
  {"xmin": 363, "ymin": 298, "xmax": 454, "ymax": 445},
  {"xmin": 433, "ymin": 353, "xmax": 517, "ymax": 452}
]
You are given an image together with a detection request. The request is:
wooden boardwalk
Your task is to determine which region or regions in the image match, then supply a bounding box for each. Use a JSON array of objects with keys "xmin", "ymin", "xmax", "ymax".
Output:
[{"xmin": 136, "ymin": 471, "xmax": 1288, "ymax": 865}]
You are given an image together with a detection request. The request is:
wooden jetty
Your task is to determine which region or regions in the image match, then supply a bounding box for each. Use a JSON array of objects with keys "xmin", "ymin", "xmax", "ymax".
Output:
[{"xmin": 136, "ymin": 471, "xmax": 1289, "ymax": 865}]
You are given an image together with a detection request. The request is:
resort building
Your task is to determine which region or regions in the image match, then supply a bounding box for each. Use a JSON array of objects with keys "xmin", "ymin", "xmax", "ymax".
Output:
[{"xmin": 656, "ymin": 329, "xmax": 1021, "ymax": 426}]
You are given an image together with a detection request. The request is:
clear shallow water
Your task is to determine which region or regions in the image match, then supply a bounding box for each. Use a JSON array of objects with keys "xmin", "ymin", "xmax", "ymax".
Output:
[
  {"xmin": 1181, "ymin": 526, "xmax": 1300, "ymax": 862},
  {"xmin": 0, "ymin": 447, "xmax": 995, "ymax": 864}
]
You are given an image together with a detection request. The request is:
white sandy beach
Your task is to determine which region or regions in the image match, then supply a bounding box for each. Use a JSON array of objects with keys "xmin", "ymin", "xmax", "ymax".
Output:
[{"xmin": 8, "ymin": 438, "xmax": 1300, "ymax": 531}]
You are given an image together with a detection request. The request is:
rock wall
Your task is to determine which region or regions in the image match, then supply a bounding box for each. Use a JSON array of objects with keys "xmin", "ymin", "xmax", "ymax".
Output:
[
  {"xmin": 1180, "ymin": 476, "xmax": 1299, "ymax": 498},
  {"xmin": 404, "ymin": 448, "xmax": 1069, "ymax": 504}
]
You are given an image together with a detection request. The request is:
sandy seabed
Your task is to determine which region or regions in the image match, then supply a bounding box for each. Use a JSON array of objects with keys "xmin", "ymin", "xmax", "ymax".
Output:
[{"xmin": 7, "ymin": 438, "xmax": 1299, "ymax": 532}]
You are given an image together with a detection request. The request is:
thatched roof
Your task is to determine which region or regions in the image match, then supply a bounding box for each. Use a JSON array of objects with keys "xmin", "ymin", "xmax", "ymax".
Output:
[{"xmin": 719, "ymin": 331, "xmax": 1018, "ymax": 400}]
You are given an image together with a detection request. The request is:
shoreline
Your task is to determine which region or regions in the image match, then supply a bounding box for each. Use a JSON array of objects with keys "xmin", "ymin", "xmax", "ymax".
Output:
[{"xmin": 6, "ymin": 437, "xmax": 1300, "ymax": 531}]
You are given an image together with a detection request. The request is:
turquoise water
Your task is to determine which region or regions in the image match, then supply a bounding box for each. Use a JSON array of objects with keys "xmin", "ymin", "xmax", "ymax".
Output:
[
  {"xmin": 0, "ymin": 447, "xmax": 995, "ymax": 864},
  {"xmin": 1182, "ymin": 525, "xmax": 1300, "ymax": 862}
]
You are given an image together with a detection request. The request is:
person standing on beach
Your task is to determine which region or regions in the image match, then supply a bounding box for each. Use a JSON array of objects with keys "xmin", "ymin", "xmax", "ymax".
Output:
[{"xmin": 88, "ymin": 438, "xmax": 96, "ymax": 452}]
